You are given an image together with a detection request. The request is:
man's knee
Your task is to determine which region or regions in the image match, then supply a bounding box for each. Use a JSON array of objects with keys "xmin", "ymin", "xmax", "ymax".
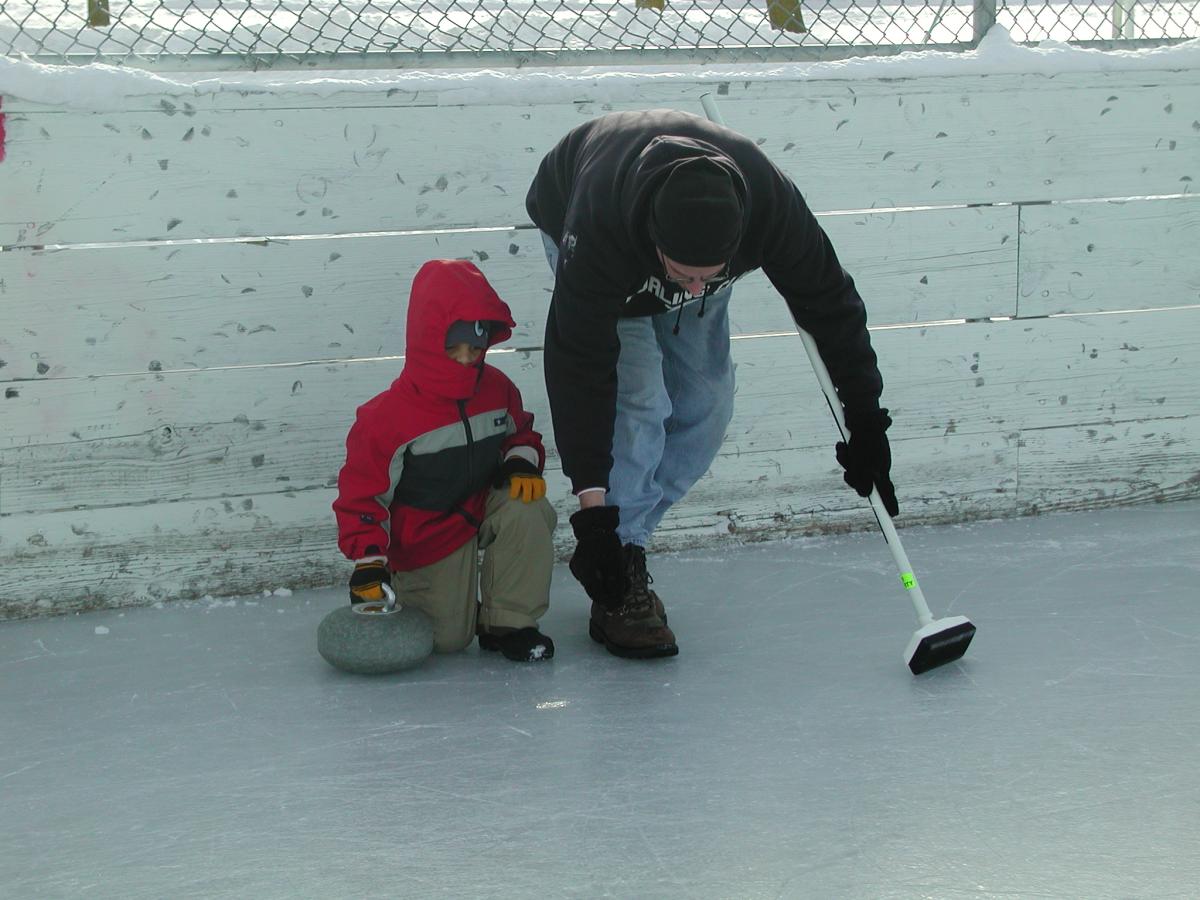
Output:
[
  {"xmin": 619, "ymin": 378, "xmax": 670, "ymax": 417},
  {"xmin": 714, "ymin": 385, "xmax": 735, "ymax": 431}
]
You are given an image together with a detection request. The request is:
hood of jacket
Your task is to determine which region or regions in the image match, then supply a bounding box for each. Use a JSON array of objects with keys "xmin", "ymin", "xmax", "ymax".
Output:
[
  {"xmin": 400, "ymin": 259, "xmax": 516, "ymax": 401},
  {"xmin": 620, "ymin": 134, "xmax": 751, "ymax": 265}
]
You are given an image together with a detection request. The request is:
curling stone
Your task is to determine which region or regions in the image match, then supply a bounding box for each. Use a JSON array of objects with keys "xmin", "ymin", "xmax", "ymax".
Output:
[{"xmin": 318, "ymin": 584, "xmax": 434, "ymax": 675}]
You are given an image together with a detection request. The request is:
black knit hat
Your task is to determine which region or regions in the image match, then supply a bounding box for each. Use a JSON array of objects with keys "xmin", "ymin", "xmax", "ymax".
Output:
[
  {"xmin": 648, "ymin": 158, "xmax": 744, "ymax": 266},
  {"xmin": 445, "ymin": 319, "xmax": 490, "ymax": 349}
]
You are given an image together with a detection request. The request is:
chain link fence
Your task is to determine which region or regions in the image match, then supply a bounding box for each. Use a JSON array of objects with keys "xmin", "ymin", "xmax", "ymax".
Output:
[{"xmin": 2, "ymin": 1, "xmax": 1197, "ymax": 68}]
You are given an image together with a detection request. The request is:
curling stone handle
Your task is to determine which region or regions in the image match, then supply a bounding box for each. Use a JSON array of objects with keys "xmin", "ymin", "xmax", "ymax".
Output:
[{"xmin": 382, "ymin": 582, "xmax": 398, "ymax": 613}]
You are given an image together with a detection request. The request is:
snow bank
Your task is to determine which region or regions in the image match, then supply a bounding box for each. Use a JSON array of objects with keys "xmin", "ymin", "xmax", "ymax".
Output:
[{"xmin": 2, "ymin": 27, "xmax": 1198, "ymax": 109}]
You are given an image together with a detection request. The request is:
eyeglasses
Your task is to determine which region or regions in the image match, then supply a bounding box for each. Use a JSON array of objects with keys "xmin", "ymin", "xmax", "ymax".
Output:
[{"xmin": 656, "ymin": 249, "xmax": 729, "ymax": 288}]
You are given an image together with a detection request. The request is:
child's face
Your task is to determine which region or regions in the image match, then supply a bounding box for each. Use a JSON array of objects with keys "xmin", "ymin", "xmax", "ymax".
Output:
[{"xmin": 445, "ymin": 343, "xmax": 483, "ymax": 366}]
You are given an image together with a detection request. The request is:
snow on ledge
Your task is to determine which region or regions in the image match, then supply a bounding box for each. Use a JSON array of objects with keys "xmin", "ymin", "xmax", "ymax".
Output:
[{"xmin": 1, "ymin": 27, "xmax": 1199, "ymax": 109}]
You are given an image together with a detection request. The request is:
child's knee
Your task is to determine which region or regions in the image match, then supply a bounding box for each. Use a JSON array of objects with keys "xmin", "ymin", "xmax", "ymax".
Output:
[
  {"xmin": 514, "ymin": 495, "xmax": 558, "ymax": 533},
  {"xmin": 432, "ymin": 630, "xmax": 475, "ymax": 654},
  {"xmin": 525, "ymin": 497, "xmax": 557, "ymax": 534},
  {"xmin": 492, "ymin": 491, "xmax": 557, "ymax": 532},
  {"xmin": 428, "ymin": 604, "xmax": 478, "ymax": 653}
]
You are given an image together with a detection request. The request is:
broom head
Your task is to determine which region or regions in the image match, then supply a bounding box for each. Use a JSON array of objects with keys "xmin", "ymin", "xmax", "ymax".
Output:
[{"xmin": 904, "ymin": 616, "xmax": 975, "ymax": 675}]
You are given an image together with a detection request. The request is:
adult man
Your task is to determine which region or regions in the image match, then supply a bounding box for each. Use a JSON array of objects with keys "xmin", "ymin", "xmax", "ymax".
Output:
[{"xmin": 527, "ymin": 109, "xmax": 896, "ymax": 660}]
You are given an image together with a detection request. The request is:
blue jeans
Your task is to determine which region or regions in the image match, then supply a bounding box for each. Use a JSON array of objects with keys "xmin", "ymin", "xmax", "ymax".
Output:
[{"xmin": 541, "ymin": 232, "xmax": 735, "ymax": 547}]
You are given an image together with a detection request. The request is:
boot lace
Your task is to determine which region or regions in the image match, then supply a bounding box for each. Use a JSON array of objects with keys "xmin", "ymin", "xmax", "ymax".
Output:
[{"xmin": 616, "ymin": 546, "xmax": 656, "ymax": 615}]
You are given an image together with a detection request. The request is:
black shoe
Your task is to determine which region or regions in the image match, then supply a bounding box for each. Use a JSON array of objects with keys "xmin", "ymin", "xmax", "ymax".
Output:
[{"xmin": 479, "ymin": 627, "xmax": 555, "ymax": 662}]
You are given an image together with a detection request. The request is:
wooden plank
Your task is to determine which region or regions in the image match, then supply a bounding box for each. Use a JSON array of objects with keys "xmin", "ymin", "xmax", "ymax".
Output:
[
  {"xmin": 1016, "ymin": 417, "xmax": 1200, "ymax": 515},
  {"xmin": 728, "ymin": 74, "xmax": 1199, "ymax": 213},
  {"xmin": 2, "ymin": 71, "xmax": 1195, "ymax": 244},
  {"xmin": 0, "ymin": 204, "xmax": 1016, "ymax": 379},
  {"xmin": 0, "ymin": 354, "xmax": 552, "ymax": 515},
  {"xmin": 1018, "ymin": 196, "xmax": 1200, "ymax": 317},
  {"xmin": 0, "ymin": 230, "xmax": 537, "ymax": 382},
  {"xmin": 7, "ymin": 409, "xmax": 1197, "ymax": 618},
  {"xmin": 666, "ymin": 411, "xmax": 1200, "ymax": 545},
  {"xmin": 822, "ymin": 204, "xmax": 1017, "ymax": 325},
  {"xmin": 0, "ymin": 430, "xmax": 1020, "ymax": 618},
  {"xmin": 0, "ymin": 491, "xmax": 349, "ymax": 619},
  {"xmin": 732, "ymin": 308, "xmax": 1200, "ymax": 444},
  {"xmin": 4, "ymin": 309, "xmax": 1197, "ymax": 519},
  {"xmin": 0, "ymin": 102, "xmax": 589, "ymax": 244},
  {"xmin": 658, "ymin": 425, "xmax": 1024, "ymax": 549},
  {"xmin": 0, "ymin": 68, "xmax": 1190, "ymax": 116}
]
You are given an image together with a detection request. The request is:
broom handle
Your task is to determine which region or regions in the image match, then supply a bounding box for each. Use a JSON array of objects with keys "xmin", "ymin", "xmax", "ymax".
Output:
[
  {"xmin": 699, "ymin": 93, "xmax": 724, "ymax": 128},
  {"xmin": 699, "ymin": 92, "xmax": 935, "ymax": 628},
  {"xmin": 797, "ymin": 332, "xmax": 936, "ymax": 628}
]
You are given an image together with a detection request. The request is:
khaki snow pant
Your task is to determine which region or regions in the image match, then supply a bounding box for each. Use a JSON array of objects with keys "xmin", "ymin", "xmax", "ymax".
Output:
[{"xmin": 391, "ymin": 489, "xmax": 558, "ymax": 653}]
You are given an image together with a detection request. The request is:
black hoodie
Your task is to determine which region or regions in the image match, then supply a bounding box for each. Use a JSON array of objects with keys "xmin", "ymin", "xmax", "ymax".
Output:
[{"xmin": 526, "ymin": 109, "xmax": 883, "ymax": 494}]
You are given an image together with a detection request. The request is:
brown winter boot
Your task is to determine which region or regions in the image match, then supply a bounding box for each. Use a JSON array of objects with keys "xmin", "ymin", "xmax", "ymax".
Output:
[{"xmin": 588, "ymin": 544, "xmax": 678, "ymax": 659}]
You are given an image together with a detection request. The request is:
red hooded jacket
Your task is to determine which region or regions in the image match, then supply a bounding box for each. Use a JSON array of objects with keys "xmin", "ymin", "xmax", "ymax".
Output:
[{"xmin": 333, "ymin": 260, "xmax": 546, "ymax": 572}]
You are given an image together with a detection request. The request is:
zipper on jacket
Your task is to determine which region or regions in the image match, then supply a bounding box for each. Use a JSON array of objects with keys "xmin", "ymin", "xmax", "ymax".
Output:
[
  {"xmin": 448, "ymin": 398, "xmax": 483, "ymax": 529},
  {"xmin": 457, "ymin": 399, "xmax": 475, "ymax": 473}
]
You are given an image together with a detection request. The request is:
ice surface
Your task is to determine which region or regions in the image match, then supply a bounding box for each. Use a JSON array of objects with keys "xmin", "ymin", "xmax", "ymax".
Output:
[{"xmin": 2, "ymin": 502, "xmax": 1198, "ymax": 898}]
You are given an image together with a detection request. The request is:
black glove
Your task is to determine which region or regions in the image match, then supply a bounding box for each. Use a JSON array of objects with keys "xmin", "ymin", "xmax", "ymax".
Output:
[
  {"xmin": 835, "ymin": 407, "xmax": 900, "ymax": 517},
  {"xmin": 493, "ymin": 457, "xmax": 546, "ymax": 503},
  {"xmin": 568, "ymin": 506, "xmax": 628, "ymax": 608},
  {"xmin": 349, "ymin": 558, "xmax": 390, "ymax": 605}
]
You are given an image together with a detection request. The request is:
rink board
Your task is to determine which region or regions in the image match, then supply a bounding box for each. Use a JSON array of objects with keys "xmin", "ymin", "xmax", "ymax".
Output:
[
  {"xmin": 1, "ymin": 70, "xmax": 1197, "ymax": 244},
  {"xmin": 2, "ymin": 311, "xmax": 1197, "ymax": 616},
  {"xmin": 1, "ymin": 67, "xmax": 1199, "ymax": 615},
  {"xmin": 3, "ymin": 310, "xmax": 1198, "ymax": 511},
  {"xmin": 0, "ymin": 204, "xmax": 1017, "ymax": 380},
  {"xmin": 1018, "ymin": 196, "xmax": 1200, "ymax": 317}
]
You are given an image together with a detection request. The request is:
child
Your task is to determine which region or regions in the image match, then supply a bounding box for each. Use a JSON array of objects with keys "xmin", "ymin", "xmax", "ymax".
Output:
[{"xmin": 333, "ymin": 259, "xmax": 558, "ymax": 662}]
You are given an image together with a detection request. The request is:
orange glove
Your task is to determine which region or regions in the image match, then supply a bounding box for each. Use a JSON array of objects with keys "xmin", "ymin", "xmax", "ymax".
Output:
[
  {"xmin": 349, "ymin": 558, "xmax": 389, "ymax": 604},
  {"xmin": 496, "ymin": 457, "xmax": 546, "ymax": 504}
]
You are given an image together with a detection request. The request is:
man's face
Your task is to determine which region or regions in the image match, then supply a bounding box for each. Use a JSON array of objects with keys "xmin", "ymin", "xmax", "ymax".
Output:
[{"xmin": 657, "ymin": 249, "xmax": 728, "ymax": 298}]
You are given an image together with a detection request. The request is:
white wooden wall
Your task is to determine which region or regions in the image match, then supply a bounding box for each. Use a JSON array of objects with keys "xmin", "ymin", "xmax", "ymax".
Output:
[{"xmin": 2, "ymin": 70, "xmax": 1198, "ymax": 617}]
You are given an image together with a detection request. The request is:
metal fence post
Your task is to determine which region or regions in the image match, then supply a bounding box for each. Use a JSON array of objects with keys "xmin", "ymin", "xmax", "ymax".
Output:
[
  {"xmin": 973, "ymin": 0, "xmax": 998, "ymax": 44},
  {"xmin": 87, "ymin": 0, "xmax": 111, "ymax": 28},
  {"xmin": 1113, "ymin": 1, "xmax": 1137, "ymax": 38}
]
